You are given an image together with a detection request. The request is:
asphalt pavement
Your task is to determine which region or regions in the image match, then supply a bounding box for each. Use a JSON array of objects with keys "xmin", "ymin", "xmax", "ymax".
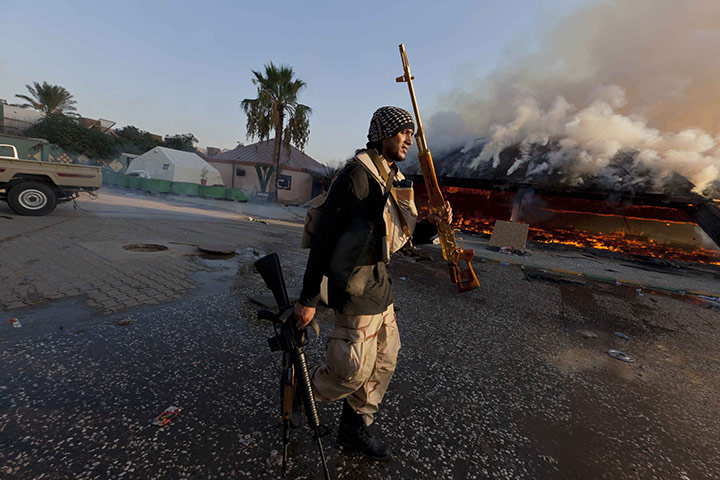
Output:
[{"xmin": 1, "ymin": 189, "xmax": 719, "ymax": 479}]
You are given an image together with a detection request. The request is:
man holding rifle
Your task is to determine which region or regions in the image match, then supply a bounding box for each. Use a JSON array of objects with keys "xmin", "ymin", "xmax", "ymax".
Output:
[{"xmin": 293, "ymin": 106, "xmax": 451, "ymax": 461}]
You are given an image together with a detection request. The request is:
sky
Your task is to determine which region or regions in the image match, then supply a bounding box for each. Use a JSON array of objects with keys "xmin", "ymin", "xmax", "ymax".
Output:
[{"xmin": 1, "ymin": 0, "xmax": 594, "ymax": 166}]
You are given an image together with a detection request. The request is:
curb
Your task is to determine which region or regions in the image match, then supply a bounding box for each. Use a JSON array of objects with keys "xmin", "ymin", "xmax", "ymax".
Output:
[{"xmin": 483, "ymin": 256, "xmax": 720, "ymax": 297}]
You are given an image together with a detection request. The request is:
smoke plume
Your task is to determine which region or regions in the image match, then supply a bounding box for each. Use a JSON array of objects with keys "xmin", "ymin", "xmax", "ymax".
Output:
[{"xmin": 430, "ymin": 0, "xmax": 720, "ymax": 196}]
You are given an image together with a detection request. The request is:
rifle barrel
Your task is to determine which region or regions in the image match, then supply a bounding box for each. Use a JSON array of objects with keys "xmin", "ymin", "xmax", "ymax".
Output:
[
  {"xmin": 399, "ymin": 44, "xmax": 428, "ymax": 153},
  {"xmin": 396, "ymin": 44, "xmax": 480, "ymax": 292}
]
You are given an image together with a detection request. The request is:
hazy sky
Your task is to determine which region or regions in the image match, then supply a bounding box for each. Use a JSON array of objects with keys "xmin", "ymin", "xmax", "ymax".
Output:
[{"xmin": 1, "ymin": 0, "xmax": 593, "ymax": 165}]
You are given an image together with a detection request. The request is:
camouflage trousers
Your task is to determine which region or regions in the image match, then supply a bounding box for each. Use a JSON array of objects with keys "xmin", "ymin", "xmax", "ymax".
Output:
[{"xmin": 310, "ymin": 304, "xmax": 400, "ymax": 426}]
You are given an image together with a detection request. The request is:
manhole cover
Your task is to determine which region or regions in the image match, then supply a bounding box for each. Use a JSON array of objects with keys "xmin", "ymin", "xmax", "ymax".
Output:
[
  {"xmin": 198, "ymin": 244, "xmax": 236, "ymax": 255},
  {"xmin": 122, "ymin": 244, "xmax": 169, "ymax": 252}
]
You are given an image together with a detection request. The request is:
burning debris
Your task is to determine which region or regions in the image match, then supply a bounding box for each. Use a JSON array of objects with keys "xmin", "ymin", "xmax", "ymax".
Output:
[
  {"xmin": 402, "ymin": 0, "xmax": 720, "ymax": 263},
  {"xmin": 412, "ymin": 184, "xmax": 720, "ymax": 265}
]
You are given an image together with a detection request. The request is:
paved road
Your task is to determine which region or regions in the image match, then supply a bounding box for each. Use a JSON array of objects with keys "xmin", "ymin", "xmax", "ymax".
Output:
[{"xmin": 1, "ymin": 190, "xmax": 719, "ymax": 479}]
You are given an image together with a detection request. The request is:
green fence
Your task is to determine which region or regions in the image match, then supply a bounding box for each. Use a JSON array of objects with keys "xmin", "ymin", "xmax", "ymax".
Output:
[
  {"xmin": 226, "ymin": 188, "xmax": 248, "ymax": 202},
  {"xmin": 101, "ymin": 174, "xmax": 247, "ymax": 202},
  {"xmin": 102, "ymin": 172, "xmax": 118, "ymax": 185},
  {"xmin": 144, "ymin": 178, "xmax": 172, "ymax": 193},
  {"xmin": 199, "ymin": 185, "xmax": 226, "ymax": 199},
  {"xmin": 171, "ymin": 182, "xmax": 200, "ymax": 196},
  {"xmin": 129, "ymin": 176, "xmax": 145, "ymax": 189}
]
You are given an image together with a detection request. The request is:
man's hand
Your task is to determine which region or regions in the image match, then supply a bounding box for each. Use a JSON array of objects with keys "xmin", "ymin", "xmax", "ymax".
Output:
[
  {"xmin": 293, "ymin": 303, "xmax": 316, "ymax": 330},
  {"xmin": 427, "ymin": 201, "xmax": 453, "ymax": 226}
]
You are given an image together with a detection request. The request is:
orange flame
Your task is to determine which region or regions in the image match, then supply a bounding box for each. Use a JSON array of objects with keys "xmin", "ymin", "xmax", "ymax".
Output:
[{"xmin": 417, "ymin": 195, "xmax": 720, "ymax": 265}]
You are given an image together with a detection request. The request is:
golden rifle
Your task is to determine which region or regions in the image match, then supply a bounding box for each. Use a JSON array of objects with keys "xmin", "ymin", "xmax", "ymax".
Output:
[{"xmin": 396, "ymin": 44, "xmax": 479, "ymax": 292}]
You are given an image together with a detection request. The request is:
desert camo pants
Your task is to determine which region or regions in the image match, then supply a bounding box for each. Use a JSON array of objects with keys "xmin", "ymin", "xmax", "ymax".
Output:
[{"xmin": 310, "ymin": 304, "xmax": 400, "ymax": 426}]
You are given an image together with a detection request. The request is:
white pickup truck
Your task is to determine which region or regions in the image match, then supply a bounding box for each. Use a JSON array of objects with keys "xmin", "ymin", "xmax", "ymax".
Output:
[{"xmin": 0, "ymin": 144, "xmax": 102, "ymax": 215}]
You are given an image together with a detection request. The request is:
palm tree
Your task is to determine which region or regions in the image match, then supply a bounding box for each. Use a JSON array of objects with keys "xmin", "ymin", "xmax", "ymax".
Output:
[
  {"xmin": 15, "ymin": 81, "xmax": 78, "ymax": 116},
  {"xmin": 241, "ymin": 62, "xmax": 311, "ymax": 202}
]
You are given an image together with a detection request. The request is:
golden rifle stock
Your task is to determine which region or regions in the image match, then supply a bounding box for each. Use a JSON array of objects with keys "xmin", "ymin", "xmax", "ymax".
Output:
[{"xmin": 396, "ymin": 44, "xmax": 479, "ymax": 292}]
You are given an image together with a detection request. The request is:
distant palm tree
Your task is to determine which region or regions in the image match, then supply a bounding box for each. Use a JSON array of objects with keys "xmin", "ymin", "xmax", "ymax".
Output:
[
  {"xmin": 313, "ymin": 163, "xmax": 341, "ymax": 194},
  {"xmin": 15, "ymin": 81, "xmax": 78, "ymax": 116},
  {"xmin": 241, "ymin": 62, "xmax": 311, "ymax": 202}
]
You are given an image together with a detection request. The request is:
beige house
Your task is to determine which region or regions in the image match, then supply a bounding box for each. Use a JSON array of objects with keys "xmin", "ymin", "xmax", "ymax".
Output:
[{"xmin": 204, "ymin": 139, "xmax": 325, "ymax": 204}]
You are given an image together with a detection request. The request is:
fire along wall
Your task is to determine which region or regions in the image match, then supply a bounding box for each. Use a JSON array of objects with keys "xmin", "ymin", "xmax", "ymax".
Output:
[{"xmin": 414, "ymin": 184, "xmax": 719, "ymax": 256}]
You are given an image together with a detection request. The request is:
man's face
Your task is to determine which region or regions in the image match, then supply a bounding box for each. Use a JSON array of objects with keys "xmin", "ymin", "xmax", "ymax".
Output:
[{"xmin": 381, "ymin": 129, "xmax": 413, "ymax": 163}]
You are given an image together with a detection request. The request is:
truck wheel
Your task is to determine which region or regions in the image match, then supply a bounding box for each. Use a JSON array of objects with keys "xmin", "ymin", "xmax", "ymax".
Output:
[{"xmin": 7, "ymin": 181, "xmax": 58, "ymax": 216}]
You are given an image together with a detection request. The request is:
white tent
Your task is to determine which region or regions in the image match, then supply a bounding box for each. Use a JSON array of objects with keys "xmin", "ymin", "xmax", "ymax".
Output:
[{"xmin": 126, "ymin": 147, "xmax": 225, "ymax": 186}]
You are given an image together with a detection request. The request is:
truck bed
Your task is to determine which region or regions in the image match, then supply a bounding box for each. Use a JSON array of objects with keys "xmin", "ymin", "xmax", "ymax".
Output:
[{"xmin": 0, "ymin": 157, "xmax": 102, "ymax": 190}]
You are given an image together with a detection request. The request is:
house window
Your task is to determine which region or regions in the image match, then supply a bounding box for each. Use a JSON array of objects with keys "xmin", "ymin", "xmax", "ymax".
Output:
[
  {"xmin": 162, "ymin": 163, "xmax": 170, "ymax": 170},
  {"xmin": 236, "ymin": 168, "xmax": 246, "ymax": 176},
  {"xmin": 277, "ymin": 174, "xmax": 292, "ymax": 190}
]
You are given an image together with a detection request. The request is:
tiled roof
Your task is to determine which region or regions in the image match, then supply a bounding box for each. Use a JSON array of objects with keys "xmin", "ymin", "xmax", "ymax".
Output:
[{"xmin": 210, "ymin": 138, "xmax": 325, "ymax": 173}]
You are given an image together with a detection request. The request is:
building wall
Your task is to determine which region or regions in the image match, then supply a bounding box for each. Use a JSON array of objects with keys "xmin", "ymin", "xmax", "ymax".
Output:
[
  {"xmin": 0, "ymin": 104, "xmax": 43, "ymax": 136},
  {"xmin": 206, "ymin": 159, "xmax": 315, "ymax": 204},
  {"xmin": 116, "ymin": 153, "xmax": 138, "ymax": 171},
  {"xmin": 277, "ymin": 169, "xmax": 313, "ymax": 204},
  {"xmin": 0, "ymin": 134, "xmax": 47, "ymax": 160},
  {"xmin": 213, "ymin": 162, "xmax": 235, "ymax": 188}
]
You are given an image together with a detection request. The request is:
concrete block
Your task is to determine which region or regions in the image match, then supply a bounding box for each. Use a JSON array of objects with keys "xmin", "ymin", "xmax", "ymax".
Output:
[{"xmin": 489, "ymin": 220, "xmax": 530, "ymax": 250}]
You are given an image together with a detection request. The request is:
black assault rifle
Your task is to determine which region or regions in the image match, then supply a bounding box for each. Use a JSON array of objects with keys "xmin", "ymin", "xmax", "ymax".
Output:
[{"xmin": 254, "ymin": 253, "xmax": 331, "ymax": 480}]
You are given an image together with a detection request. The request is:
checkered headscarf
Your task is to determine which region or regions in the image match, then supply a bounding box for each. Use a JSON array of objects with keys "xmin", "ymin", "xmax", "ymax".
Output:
[{"xmin": 367, "ymin": 106, "xmax": 414, "ymax": 143}]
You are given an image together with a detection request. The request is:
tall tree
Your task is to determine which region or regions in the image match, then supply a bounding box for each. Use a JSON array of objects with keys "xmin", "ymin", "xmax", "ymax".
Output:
[
  {"xmin": 15, "ymin": 81, "xmax": 78, "ymax": 116},
  {"xmin": 25, "ymin": 113, "xmax": 117, "ymax": 159},
  {"xmin": 115, "ymin": 126, "xmax": 162, "ymax": 154},
  {"xmin": 241, "ymin": 62, "xmax": 311, "ymax": 202},
  {"xmin": 164, "ymin": 133, "xmax": 198, "ymax": 152}
]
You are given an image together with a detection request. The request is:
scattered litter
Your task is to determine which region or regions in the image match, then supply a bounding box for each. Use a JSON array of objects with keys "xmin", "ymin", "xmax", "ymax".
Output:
[
  {"xmin": 614, "ymin": 332, "xmax": 631, "ymax": 341},
  {"xmin": 615, "ymin": 281, "xmax": 621, "ymax": 286},
  {"xmin": 607, "ymin": 350, "xmax": 634, "ymax": 363},
  {"xmin": 152, "ymin": 406, "xmax": 181, "ymax": 427},
  {"xmin": 697, "ymin": 295, "xmax": 719, "ymax": 302},
  {"xmin": 117, "ymin": 317, "xmax": 133, "ymax": 326},
  {"xmin": 497, "ymin": 246, "xmax": 525, "ymax": 256},
  {"xmin": 253, "ymin": 248, "xmax": 260, "ymax": 257},
  {"xmin": 696, "ymin": 295, "xmax": 720, "ymax": 309},
  {"xmin": 500, "ymin": 261, "xmax": 510, "ymax": 267},
  {"xmin": 10, "ymin": 318, "xmax": 22, "ymax": 328},
  {"xmin": 399, "ymin": 277, "xmax": 406, "ymax": 281},
  {"xmin": 636, "ymin": 288, "xmax": 644, "ymax": 296},
  {"xmin": 266, "ymin": 449, "xmax": 282, "ymax": 467},
  {"xmin": 238, "ymin": 433, "xmax": 254, "ymax": 449},
  {"xmin": 577, "ymin": 330, "xmax": 598, "ymax": 338},
  {"xmin": 540, "ymin": 455, "xmax": 558, "ymax": 465}
]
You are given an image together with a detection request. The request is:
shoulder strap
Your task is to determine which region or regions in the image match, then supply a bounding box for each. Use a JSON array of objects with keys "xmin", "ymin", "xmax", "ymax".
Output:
[{"xmin": 365, "ymin": 153, "xmax": 411, "ymax": 237}]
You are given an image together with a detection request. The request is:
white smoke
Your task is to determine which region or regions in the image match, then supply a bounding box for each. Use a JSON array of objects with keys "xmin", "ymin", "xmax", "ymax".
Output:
[{"xmin": 432, "ymin": 0, "xmax": 720, "ymax": 196}]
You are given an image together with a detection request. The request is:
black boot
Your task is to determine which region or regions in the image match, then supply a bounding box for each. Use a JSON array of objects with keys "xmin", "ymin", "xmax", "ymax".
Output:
[{"xmin": 336, "ymin": 399, "xmax": 391, "ymax": 461}]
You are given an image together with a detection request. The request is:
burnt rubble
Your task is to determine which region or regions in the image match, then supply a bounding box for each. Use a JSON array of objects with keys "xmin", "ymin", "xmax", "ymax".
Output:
[{"xmin": 401, "ymin": 139, "xmax": 720, "ymax": 251}]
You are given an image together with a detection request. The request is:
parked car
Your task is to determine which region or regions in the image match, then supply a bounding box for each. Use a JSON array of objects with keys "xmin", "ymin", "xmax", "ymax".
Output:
[{"xmin": 0, "ymin": 144, "xmax": 102, "ymax": 216}]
